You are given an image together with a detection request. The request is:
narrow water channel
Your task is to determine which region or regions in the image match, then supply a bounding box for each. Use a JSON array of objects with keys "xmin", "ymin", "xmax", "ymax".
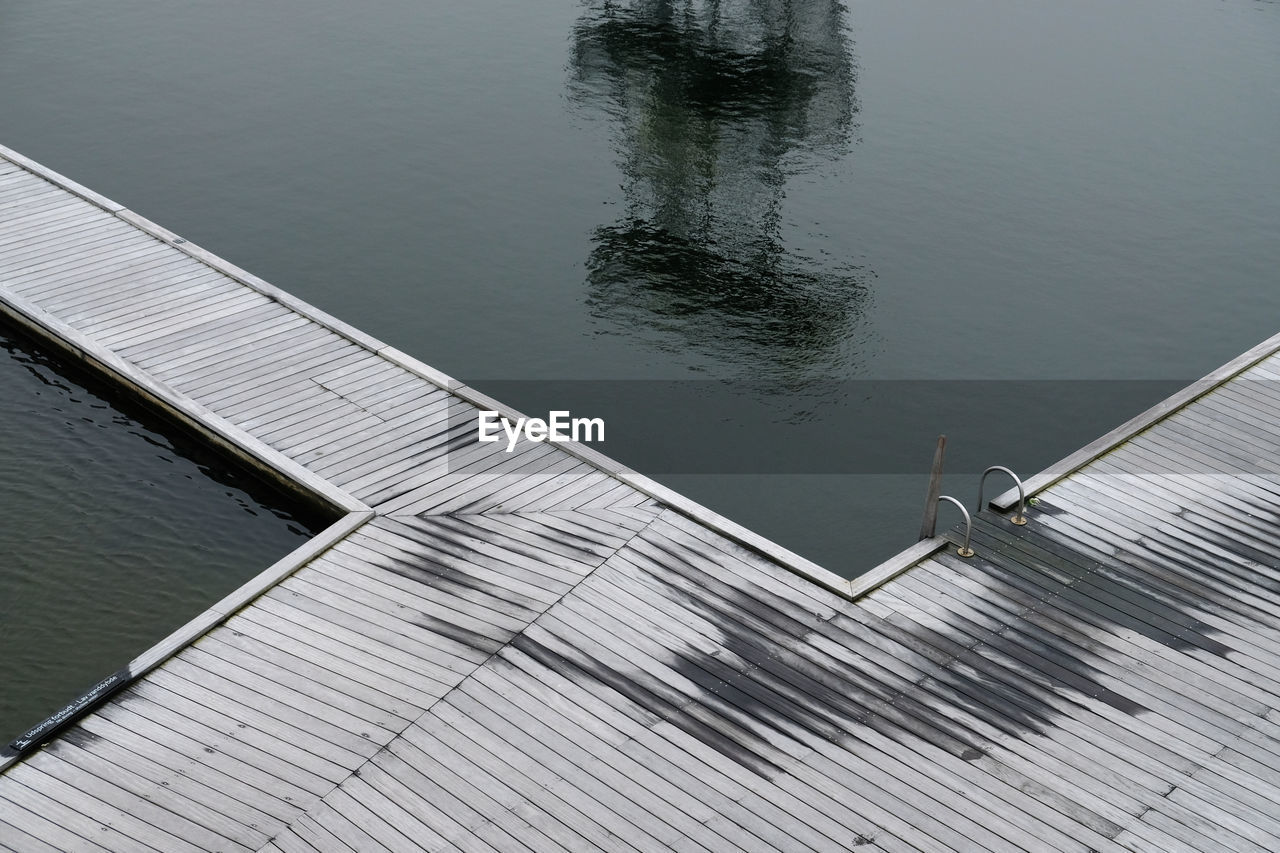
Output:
[{"xmin": 0, "ymin": 322, "xmax": 331, "ymax": 744}]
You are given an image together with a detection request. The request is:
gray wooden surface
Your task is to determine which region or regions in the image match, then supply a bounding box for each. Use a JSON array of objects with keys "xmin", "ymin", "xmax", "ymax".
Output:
[{"xmin": 4, "ymin": 146, "xmax": 1280, "ymax": 852}]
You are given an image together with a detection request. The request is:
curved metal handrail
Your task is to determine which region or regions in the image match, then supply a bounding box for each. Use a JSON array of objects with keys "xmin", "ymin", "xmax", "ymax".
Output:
[
  {"xmin": 977, "ymin": 465, "xmax": 1028, "ymax": 525},
  {"xmin": 937, "ymin": 495, "xmax": 974, "ymax": 558}
]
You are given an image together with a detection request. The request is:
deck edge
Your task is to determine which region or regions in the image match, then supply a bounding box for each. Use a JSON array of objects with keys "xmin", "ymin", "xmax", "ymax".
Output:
[
  {"xmin": 848, "ymin": 536, "xmax": 948, "ymax": 599},
  {"xmin": 131, "ymin": 509, "xmax": 375, "ymax": 673},
  {"xmin": 992, "ymin": 329, "xmax": 1280, "ymax": 509},
  {"xmin": 0, "ymin": 144, "xmax": 127, "ymax": 214},
  {"xmin": 0, "ymin": 288, "xmax": 368, "ymax": 516}
]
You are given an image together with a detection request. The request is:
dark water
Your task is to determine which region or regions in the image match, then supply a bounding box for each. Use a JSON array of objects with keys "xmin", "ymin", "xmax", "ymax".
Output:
[
  {"xmin": 0, "ymin": 324, "xmax": 329, "ymax": 743},
  {"xmin": 1, "ymin": 0, "xmax": 1277, "ymax": 574}
]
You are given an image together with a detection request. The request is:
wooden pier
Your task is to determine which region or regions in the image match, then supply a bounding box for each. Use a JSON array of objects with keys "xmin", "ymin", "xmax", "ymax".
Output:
[{"xmin": 3, "ymin": 144, "xmax": 1280, "ymax": 852}]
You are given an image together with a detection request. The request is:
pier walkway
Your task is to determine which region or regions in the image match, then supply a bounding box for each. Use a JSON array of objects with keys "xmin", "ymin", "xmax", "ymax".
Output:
[{"xmin": 3, "ymin": 145, "xmax": 1280, "ymax": 852}]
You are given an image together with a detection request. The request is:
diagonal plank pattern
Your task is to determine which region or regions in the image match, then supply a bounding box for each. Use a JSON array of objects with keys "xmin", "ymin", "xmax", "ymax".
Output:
[
  {"xmin": 0, "ymin": 511, "xmax": 657, "ymax": 853},
  {"xmin": 4, "ymin": 146, "xmax": 1280, "ymax": 851}
]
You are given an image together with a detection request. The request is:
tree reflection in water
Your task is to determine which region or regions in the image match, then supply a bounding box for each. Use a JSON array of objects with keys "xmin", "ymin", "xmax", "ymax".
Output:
[{"xmin": 569, "ymin": 0, "xmax": 870, "ymax": 380}]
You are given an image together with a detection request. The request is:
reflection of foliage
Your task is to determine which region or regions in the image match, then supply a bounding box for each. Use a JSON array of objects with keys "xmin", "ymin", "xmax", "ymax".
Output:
[
  {"xmin": 569, "ymin": 0, "xmax": 856, "ymax": 149},
  {"xmin": 569, "ymin": 0, "xmax": 868, "ymax": 378},
  {"xmin": 586, "ymin": 219, "xmax": 868, "ymax": 369}
]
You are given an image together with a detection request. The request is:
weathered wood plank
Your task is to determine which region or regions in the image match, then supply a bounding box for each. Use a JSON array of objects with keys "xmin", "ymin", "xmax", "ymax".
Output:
[
  {"xmin": 188, "ymin": 637, "xmax": 407, "ymax": 736},
  {"xmin": 129, "ymin": 313, "xmax": 314, "ymax": 374},
  {"xmin": 90, "ymin": 290, "xmax": 266, "ymax": 347},
  {"xmin": 261, "ymin": 582, "xmax": 478, "ymax": 680},
  {"xmin": 564, "ymin": 581, "xmax": 1081, "ymax": 852},
  {"xmin": 99, "ymin": 691, "xmax": 333, "ymax": 801},
  {"xmin": 461, "ymin": 465, "xmax": 603, "ymax": 514},
  {"xmin": 7, "ymin": 241, "xmax": 174, "ymax": 292},
  {"xmin": 0, "ymin": 190, "xmax": 97, "ymax": 225},
  {"xmin": 368, "ymin": 515, "xmax": 589, "ymax": 588},
  {"xmin": 0, "ymin": 812, "xmax": 87, "ymax": 853},
  {"xmin": 308, "ymin": 549, "xmax": 534, "ymax": 634},
  {"xmin": 238, "ymin": 364, "xmax": 410, "ymax": 434},
  {"xmin": 74, "ymin": 711, "xmax": 304, "ymax": 826},
  {"xmin": 38, "ymin": 254, "xmax": 213, "ymax": 312},
  {"xmin": 59, "ymin": 723, "xmax": 289, "ymax": 841},
  {"xmin": 160, "ymin": 324, "xmax": 340, "ymax": 391},
  {"xmin": 0, "ymin": 782, "xmax": 122, "ymax": 852},
  {"xmin": 394, "ymin": 723, "xmax": 592, "ymax": 853},
  {"xmin": 41, "ymin": 738, "xmax": 264, "ymax": 852},
  {"xmin": 306, "ymin": 413, "xmax": 453, "ymax": 479},
  {"xmin": 240, "ymin": 593, "xmax": 456, "ymax": 696},
  {"xmin": 0, "ymin": 208, "xmax": 120, "ymax": 252},
  {"xmin": 99, "ymin": 295, "xmax": 276, "ymax": 352},
  {"xmin": 276, "ymin": 572, "xmax": 492, "ymax": 668},
  {"xmin": 487, "ymin": 649, "xmax": 853, "ymax": 853},
  {"xmin": 61, "ymin": 270, "xmax": 228, "ymax": 326},
  {"xmin": 145, "ymin": 659, "xmax": 375, "ymax": 767},
  {"xmin": 378, "ymin": 445, "xmax": 578, "ymax": 515},
  {"xmin": 195, "ymin": 349, "xmax": 372, "ymax": 411},
  {"xmin": 8, "ymin": 756, "xmax": 210, "ymax": 853}
]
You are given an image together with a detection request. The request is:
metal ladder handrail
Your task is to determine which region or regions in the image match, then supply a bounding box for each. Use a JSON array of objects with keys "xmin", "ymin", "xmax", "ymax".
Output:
[
  {"xmin": 936, "ymin": 495, "xmax": 974, "ymax": 558},
  {"xmin": 977, "ymin": 465, "xmax": 1028, "ymax": 525}
]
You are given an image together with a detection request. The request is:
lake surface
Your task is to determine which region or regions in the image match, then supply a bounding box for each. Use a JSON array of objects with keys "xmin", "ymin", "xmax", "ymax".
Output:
[
  {"xmin": 1, "ymin": 0, "xmax": 1277, "ymax": 573},
  {"xmin": 0, "ymin": 324, "xmax": 328, "ymax": 743}
]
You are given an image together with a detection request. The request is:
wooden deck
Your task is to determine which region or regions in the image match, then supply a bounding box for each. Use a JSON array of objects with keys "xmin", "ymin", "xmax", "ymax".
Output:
[{"xmin": 3, "ymin": 145, "xmax": 1280, "ymax": 852}]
